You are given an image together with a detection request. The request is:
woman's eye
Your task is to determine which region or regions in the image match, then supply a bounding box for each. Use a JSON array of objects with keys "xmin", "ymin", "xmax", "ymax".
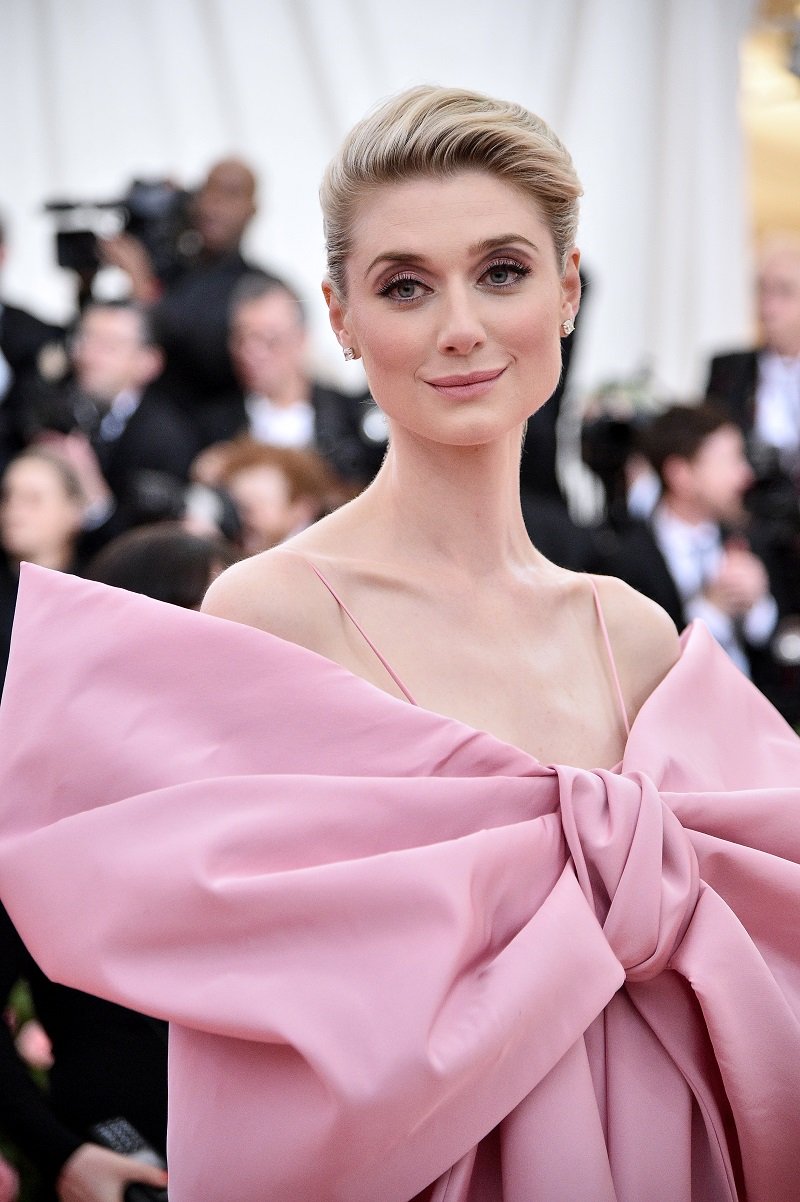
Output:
[
  {"xmin": 482, "ymin": 260, "xmax": 529, "ymax": 287},
  {"xmin": 379, "ymin": 275, "xmax": 425, "ymax": 302}
]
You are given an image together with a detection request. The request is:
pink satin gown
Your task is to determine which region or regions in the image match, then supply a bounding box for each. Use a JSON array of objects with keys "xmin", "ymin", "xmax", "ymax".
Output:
[{"xmin": 0, "ymin": 563, "xmax": 799, "ymax": 1201}]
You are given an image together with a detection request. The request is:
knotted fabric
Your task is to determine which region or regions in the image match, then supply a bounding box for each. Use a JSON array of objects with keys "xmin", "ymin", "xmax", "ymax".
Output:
[
  {"xmin": 0, "ymin": 565, "xmax": 798, "ymax": 1202},
  {"xmin": 558, "ymin": 767, "xmax": 700, "ymax": 981}
]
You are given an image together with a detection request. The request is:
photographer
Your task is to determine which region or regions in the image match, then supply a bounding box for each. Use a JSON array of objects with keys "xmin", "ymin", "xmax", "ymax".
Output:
[
  {"xmin": 29, "ymin": 301, "xmax": 199, "ymax": 554},
  {"xmin": 592, "ymin": 403, "xmax": 796, "ymax": 719},
  {"xmin": 100, "ymin": 158, "xmax": 282, "ymax": 446}
]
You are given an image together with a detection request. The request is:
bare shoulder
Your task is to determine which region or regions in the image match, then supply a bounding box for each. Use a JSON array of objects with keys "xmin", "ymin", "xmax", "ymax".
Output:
[
  {"xmin": 590, "ymin": 573, "xmax": 681, "ymax": 715},
  {"xmin": 201, "ymin": 547, "xmax": 330, "ymax": 651}
]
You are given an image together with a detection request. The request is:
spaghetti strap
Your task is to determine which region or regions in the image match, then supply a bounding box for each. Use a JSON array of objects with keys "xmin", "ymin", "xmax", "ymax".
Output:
[
  {"xmin": 299, "ymin": 557, "xmax": 418, "ymax": 706},
  {"xmin": 588, "ymin": 575, "xmax": 631, "ymax": 737}
]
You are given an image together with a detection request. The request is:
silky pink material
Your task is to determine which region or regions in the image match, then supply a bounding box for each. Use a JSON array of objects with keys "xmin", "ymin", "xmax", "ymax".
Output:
[{"xmin": 0, "ymin": 565, "xmax": 799, "ymax": 1202}]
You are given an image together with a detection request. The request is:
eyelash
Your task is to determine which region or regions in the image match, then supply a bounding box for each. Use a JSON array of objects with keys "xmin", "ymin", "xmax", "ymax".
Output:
[
  {"xmin": 377, "ymin": 257, "xmax": 531, "ymax": 303},
  {"xmin": 377, "ymin": 272, "xmax": 421, "ymax": 302},
  {"xmin": 482, "ymin": 257, "xmax": 531, "ymax": 287}
]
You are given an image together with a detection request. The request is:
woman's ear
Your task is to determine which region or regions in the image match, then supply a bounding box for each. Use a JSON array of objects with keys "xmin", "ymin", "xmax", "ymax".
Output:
[
  {"xmin": 321, "ymin": 279, "xmax": 356, "ymax": 356},
  {"xmin": 561, "ymin": 248, "xmax": 582, "ymax": 321}
]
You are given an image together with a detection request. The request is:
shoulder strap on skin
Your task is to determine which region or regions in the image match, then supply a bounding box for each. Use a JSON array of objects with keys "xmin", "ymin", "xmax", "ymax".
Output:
[
  {"xmin": 299, "ymin": 557, "xmax": 418, "ymax": 706},
  {"xmin": 588, "ymin": 575, "xmax": 631, "ymax": 737}
]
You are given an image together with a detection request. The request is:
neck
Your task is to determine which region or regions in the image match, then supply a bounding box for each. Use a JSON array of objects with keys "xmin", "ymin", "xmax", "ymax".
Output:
[
  {"xmin": 359, "ymin": 425, "xmax": 536, "ymax": 577},
  {"xmin": 257, "ymin": 369, "xmax": 308, "ymax": 409},
  {"xmin": 661, "ymin": 495, "xmax": 712, "ymax": 528},
  {"xmin": 768, "ymin": 338, "xmax": 800, "ymax": 360}
]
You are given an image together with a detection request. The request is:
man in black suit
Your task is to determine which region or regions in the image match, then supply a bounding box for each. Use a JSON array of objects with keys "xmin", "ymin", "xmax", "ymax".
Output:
[
  {"xmin": 101, "ymin": 158, "xmax": 282, "ymax": 446},
  {"xmin": 596, "ymin": 404, "xmax": 781, "ymax": 689},
  {"xmin": 33, "ymin": 301, "xmax": 199, "ymax": 551},
  {"xmin": 223, "ymin": 275, "xmax": 386, "ymax": 488},
  {"xmin": 706, "ymin": 236, "xmax": 800, "ymax": 479}
]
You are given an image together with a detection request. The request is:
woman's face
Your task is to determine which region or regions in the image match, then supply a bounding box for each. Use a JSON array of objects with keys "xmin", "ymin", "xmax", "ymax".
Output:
[
  {"xmin": 325, "ymin": 170, "xmax": 580, "ymax": 449},
  {"xmin": 226, "ymin": 464, "xmax": 312, "ymax": 554},
  {"xmin": 0, "ymin": 458, "xmax": 82, "ymax": 560}
]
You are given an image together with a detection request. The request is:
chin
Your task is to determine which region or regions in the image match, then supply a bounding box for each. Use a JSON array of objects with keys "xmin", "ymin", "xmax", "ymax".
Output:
[{"xmin": 424, "ymin": 417, "xmax": 528, "ymax": 450}]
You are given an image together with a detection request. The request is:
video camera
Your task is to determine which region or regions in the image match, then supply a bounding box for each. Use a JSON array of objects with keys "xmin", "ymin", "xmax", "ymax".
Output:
[{"xmin": 44, "ymin": 179, "xmax": 196, "ymax": 280}]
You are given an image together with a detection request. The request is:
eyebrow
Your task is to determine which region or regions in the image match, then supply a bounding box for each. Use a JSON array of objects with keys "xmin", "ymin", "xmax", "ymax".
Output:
[{"xmin": 364, "ymin": 234, "xmax": 541, "ymax": 279}]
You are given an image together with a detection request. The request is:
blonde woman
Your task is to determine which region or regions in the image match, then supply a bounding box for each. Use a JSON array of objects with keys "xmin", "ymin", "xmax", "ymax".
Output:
[{"xmin": 0, "ymin": 87, "xmax": 798, "ymax": 1202}]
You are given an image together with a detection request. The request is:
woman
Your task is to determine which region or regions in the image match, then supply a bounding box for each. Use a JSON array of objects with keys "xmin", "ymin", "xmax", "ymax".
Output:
[
  {"xmin": 0, "ymin": 87, "xmax": 798, "ymax": 1202},
  {"xmin": 0, "ymin": 448, "xmax": 85, "ymax": 691},
  {"xmin": 213, "ymin": 439, "xmax": 334, "ymax": 556},
  {"xmin": 204, "ymin": 87, "xmax": 675, "ymax": 766}
]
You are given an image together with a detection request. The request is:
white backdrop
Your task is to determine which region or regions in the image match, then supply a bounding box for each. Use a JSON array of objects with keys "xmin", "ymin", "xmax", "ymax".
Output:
[{"xmin": 1, "ymin": 0, "xmax": 755, "ymax": 402}]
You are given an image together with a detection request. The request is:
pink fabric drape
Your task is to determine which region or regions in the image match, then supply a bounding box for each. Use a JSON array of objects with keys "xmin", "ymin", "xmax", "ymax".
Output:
[{"xmin": 0, "ymin": 564, "xmax": 798, "ymax": 1201}]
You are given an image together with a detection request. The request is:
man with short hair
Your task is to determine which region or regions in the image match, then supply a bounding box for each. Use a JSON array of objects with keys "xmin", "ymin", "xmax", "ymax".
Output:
[
  {"xmin": 597, "ymin": 403, "xmax": 780, "ymax": 684},
  {"xmin": 225, "ymin": 276, "xmax": 386, "ymax": 487},
  {"xmin": 69, "ymin": 301, "xmax": 198, "ymax": 500},
  {"xmin": 706, "ymin": 236, "xmax": 800, "ymax": 479},
  {"xmin": 33, "ymin": 301, "xmax": 198, "ymax": 549},
  {"xmin": 102, "ymin": 158, "xmax": 281, "ymax": 443}
]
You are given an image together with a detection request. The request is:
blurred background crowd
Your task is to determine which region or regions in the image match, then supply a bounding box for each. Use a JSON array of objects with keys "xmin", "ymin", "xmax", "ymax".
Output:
[{"xmin": 1, "ymin": 0, "xmax": 799, "ymax": 1198}]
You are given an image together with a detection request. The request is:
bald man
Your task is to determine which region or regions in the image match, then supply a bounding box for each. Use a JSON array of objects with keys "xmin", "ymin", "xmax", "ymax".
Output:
[
  {"xmin": 103, "ymin": 157, "xmax": 282, "ymax": 445},
  {"xmin": 706, "ymin": 236, "xmax": 800, "ymax": 476},
  {"xmin": 705, "ymin": 236, "xmax": 800, "ymax": 688}
]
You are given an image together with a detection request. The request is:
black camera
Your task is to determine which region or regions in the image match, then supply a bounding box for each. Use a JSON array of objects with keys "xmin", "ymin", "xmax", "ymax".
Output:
[
  {"xmin": 89, "ymin": 1117, "xmax": 168, "ymax": 1202},
  {"xmin": 46, "ymin": 180, "xmax": 194, "ymax": 279}
]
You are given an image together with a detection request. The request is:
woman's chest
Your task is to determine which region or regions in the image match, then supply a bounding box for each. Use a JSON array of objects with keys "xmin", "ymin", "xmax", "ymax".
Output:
[{"xmin": 334, "ymin": 610, "xmax": 627, "ymax": 769}]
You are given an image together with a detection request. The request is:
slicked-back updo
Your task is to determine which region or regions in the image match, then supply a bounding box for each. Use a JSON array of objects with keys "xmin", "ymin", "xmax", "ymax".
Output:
[{"xmin": 320, "ymin": 84, "xmax": 582, "ymax": 298}]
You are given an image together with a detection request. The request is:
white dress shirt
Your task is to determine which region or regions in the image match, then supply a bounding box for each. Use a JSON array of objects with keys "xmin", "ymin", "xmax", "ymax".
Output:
[
  {"xmin": 244, "ymin": 394, "xmax": 315, "ymax": 448},
  {"xmin": 0, "ymin": 305, "xmax": 12, "ymax": 402},
  {"xmin": 651, "ymin": 503, "xmax": 777, "ymax": 676},
  {"xmin": 97, "ymin": 388, "xmax": 142, "ymax": 443},
  {"xmin": 755, "ymin": 352, "xmax": 800, "ymax": 462}
]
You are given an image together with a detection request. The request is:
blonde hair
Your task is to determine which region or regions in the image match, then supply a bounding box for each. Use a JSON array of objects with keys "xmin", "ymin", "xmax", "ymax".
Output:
[{"xmin": 320, "ymin": 84, "xmax": 582, "ymax": 296}]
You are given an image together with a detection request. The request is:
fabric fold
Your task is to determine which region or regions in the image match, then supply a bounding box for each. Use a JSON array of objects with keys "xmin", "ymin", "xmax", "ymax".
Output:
[{"xmin": 0, "ymin": 564, "xmax": 798, "ymax": 1201}]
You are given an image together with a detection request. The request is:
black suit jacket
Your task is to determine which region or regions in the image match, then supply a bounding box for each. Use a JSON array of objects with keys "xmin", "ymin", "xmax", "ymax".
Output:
[
  {"xmin": 593, "ymin": 516, "xmax": 795, "ymax": 720},
  {"xmin": 91, "ymin": 387, "xmax": 199, "ymax": 502},
  {"xmin": 210, "ymin": 381, "xmax": 386, "ymax": 485},
  {"xmin": 0, "ymin": 304, "xmax": 63, "ymax": 374},
  {"xmin": 0, "ymin": 302, "xmax": 66, "ymax": 465},
  {"xmin": 73, "ymin": 388, "xmax": 201, "ymax": 557},
  {"xmin": 0, "ymin": 897, "xmax": 167, "ymax": 1185},
  {"xmin": 705, "ymin": 349, "xmax": 760, "ymax": 433},
  {"xmin": 151, "ymin": 252, "xmax": 281, "ymax": 409},
  {"xmin": 308, "ymin": 382, "xmax": 385, "ymax": 483},
  {"xmin": 593, "ymin": 519, "xmax": 686, "ymax": 628}
]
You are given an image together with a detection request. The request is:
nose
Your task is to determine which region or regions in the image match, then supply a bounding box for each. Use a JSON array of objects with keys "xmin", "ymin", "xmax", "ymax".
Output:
[{"xmin": 436, "ymin": 284, "xmax": 487, "ymax": 355}]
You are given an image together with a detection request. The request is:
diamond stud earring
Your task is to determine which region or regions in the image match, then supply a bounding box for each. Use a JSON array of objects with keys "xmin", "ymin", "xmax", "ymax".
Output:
[
  {"xmin": 343, "ymin": 346, "xmax": 356, "ymax": 361},
  {"xmin": 561, "ymin": 318, "xmax": 575, "ymax": 337}
]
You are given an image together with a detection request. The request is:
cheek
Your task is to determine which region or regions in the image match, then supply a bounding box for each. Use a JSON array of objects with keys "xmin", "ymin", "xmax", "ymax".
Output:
[
  {"xmin": 357, "ymin": 316, "xmax": 424, "ymax": 389},
  {"xmin": 512, "ymin": 310, "xmax": 564, "ymax": 391},
  {"xmin": 512, "ymin": 309, "xmax": 558, "ymax": 351}
]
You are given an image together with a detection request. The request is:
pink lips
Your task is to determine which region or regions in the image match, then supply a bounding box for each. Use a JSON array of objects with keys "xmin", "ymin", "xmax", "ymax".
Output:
[{"xmin": 426, "ymin": 367, "xmax": 507, "ymax": 400}]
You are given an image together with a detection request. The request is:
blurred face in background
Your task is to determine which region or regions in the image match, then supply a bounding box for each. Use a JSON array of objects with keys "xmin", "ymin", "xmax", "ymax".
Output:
[
  {"xmin": 667, "ymin": 425, "xmax": 754, "ymax": 525},
  {"xmin": 225, "ymin": 463, "xmax": 316, "ymax": 555},
  {"xmin": 229, "ymin": 290, "xmax": 307, "ymax": 400},
  {"xmin": 757, "ymin": 246, "xmax": 800, "ymax": 358},
  {"xmin": 72, "ymin": 307, "xmax": 162, "ymax": 403},
  {"xmin": 194, "ymin": 159, "xmax": 257, "ymax": 256},
  {"xmin": 0, "ymin": 455, "xmax": 84, "ymax": 565}
]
